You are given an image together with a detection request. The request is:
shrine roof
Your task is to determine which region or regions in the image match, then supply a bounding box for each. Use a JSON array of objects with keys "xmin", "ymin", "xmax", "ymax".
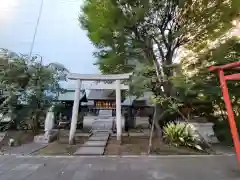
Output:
[
  {"xmin": 87, "ymin": 89, "xmax": 115, "ymax": 100},
  {"xmin": 58, "ymin": 89, "xmax": 87, "ymax": 102},
  {"xmin": 122, "ymin": 92, "xmax": 153, "ymax": 106}
]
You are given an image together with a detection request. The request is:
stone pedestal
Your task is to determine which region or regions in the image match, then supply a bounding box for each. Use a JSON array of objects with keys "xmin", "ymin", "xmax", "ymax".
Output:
[
  {"xmin": 34, "ymin": 130, "xmax": 59, "ymax": 144},
  {"xmin": 191, "ymin": 123, "xmax": 219, "ymax": 143}
]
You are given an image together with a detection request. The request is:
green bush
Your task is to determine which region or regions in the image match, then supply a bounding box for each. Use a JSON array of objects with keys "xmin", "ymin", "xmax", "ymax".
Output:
[
  {"xmin": 163, "ymin": 122, "xmax": 202, "ymax": 151},
  {"xmin": 213, "ymin": 116, "xmax": 240, "ymax": 145},
  {"xmin": 159, "ymin": 111, "xmax": 179, "ymax": 128}
]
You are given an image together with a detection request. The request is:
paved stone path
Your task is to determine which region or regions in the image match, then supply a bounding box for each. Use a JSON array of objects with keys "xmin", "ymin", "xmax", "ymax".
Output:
[
  {"xmin": 3, "ymin": 143, "xmax": 47, "ymax": 155},
  {"xmin": 74, "ymin": 110, "xmax": 113, "ymax": 155},
  {"xmin": 0, "ymin": 155, "xmax": 238, "ymax": 179},
  {"xmin": 74, "ymin": 132, "xmax": 109, "ymax": 155}
]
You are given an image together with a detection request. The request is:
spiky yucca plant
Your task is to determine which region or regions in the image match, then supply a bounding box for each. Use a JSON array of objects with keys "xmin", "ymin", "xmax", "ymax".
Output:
[{"xmin": 163, "ymin": 122, "xmax": 202, "ymax": 151}]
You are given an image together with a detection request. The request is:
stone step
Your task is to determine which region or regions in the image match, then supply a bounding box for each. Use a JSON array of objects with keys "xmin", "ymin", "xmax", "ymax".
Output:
[
  {"xmin": 98, "ymin": 110, "xmax": 112, "ymax": 116},
  {"xmin": 82, "ymin": 141, "xmax": 107, "ymax": 147},
  {"xmin": 73, "ymin": 130, "xmax": 110, "ymax": 155},
  {"xmin": 91, "ymin": 130, "xmax": 112, "ymax": 134},
  {"xmin": 89, "ymin": 136, "xmax": 109, "ymax": 141},
  {"xmin": 92, "ymin": 124, "xmax": 113, "ymax": 129},
  {"xmin": 91, "ymin": 132, "xmax": 109, "ymax": 136},
  {"xmin": 92, "ymin": 128, "xmax": 112, "ymax": 131},
  {"xmin": 74, "ymin": 146, "xmax": 105, "ymax": 155}
]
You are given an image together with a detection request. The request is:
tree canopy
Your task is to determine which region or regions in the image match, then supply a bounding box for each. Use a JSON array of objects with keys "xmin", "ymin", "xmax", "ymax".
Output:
[
  {"xmin": 80, "ymin": 0, "xmax": 240, "ymax": 97},
  {"xmin": 0, "ymin": 48, "xmax": 68, "ymax": 132},
  {"xmin": 80, "ymin": 0, "xmax": 240, "ymax": 137}
]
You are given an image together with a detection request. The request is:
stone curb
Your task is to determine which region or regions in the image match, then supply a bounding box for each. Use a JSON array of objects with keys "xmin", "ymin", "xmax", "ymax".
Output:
[{"xmin": 0, "ymin": 154, "xmax": 235, "ymax": 158}]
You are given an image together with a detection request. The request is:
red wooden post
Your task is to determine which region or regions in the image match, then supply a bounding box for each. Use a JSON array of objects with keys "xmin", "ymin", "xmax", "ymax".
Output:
[{"xmin": 218, "ymin": 69, "xmax": 240, "ymax": 166}]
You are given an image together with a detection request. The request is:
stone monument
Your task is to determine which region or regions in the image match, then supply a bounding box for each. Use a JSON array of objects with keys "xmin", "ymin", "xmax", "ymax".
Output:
[
  {"xmin": 34, "ymin": 105, "xmax": 58, "ymax": 144},
  {"xmin": 44, "ymin": 105, "xmax": 54, "ymax": 137}
]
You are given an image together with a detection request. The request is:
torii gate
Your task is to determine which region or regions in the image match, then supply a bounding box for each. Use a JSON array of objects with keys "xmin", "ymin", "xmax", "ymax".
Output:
[
  {"xmin": 67, "ymin": 73, "xmax": 131, "ymax": 144},
  {"xmin": 209, "ymin": 61, "xmax": 240, "ymax": 167}
]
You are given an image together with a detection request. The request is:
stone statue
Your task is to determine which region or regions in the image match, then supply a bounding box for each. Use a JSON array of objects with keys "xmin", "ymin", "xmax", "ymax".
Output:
[{"xmin": 44, "ymin": 105, "xmax": 55, "ymax": 137}]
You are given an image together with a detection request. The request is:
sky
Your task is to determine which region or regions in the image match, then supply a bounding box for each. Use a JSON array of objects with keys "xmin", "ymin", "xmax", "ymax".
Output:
[{"xmin": 0, "ymin": 0, "xmax": 99, "ymax": 74}]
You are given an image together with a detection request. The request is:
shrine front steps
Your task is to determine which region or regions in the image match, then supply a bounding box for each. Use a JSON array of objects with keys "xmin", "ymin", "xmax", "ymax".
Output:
[{"xmin": 73, "ymin": 131, "xmax": 110, "ymax": 156}]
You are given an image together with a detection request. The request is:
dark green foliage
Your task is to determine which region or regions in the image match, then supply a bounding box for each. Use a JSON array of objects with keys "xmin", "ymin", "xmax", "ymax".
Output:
[
  {"xmin": 80, "ymin": 0, "xmax": 240, "ymax": 143},
  {"xmin": 80, "ymin": 0, "xmax": 240, "ymax": 107},
  {"xmin": 0, "ymin": 49, "xmax": 68, "ymax": 133},
  {"xmin": 172, "ymin": 37, "xmax": 240, "ymax": 143},
  {"xmin": 213, "ymin": 116, "xmax": 240, "ymax": 145},
  {"xmin": 171, "ymin": 37, "xmax": 240, "ymax": 113},
  {"xmin": 80, "ymin": 0, "xmax": 240, "ymax": 77}
]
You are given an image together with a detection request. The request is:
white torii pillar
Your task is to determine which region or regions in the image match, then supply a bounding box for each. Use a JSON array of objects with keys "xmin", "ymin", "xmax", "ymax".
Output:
[
  {"xmin": 69, "ymin": 80, "xmax": 82, "ymax": 144},
  {"xmin": 115, "ymin": 80, "xmax": 122, "ymax": 140},
  {"xmin": 67, "ymin": 73, "xmax": 131, "ymax": 144},
  {"xmin": 87, "ymin": 80, "xmax": 129, "ymax": 140}
]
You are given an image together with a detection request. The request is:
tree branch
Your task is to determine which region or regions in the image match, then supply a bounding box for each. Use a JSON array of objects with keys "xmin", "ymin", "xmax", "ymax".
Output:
[{"xmin": 151, "ymin": 35, "xmax": 165, "ymax": 62}]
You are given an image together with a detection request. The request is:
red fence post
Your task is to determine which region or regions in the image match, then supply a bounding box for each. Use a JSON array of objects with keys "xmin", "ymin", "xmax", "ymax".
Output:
[{"xmin": 218, "ymin": 69, "xmax": 240, "ymax": 166}]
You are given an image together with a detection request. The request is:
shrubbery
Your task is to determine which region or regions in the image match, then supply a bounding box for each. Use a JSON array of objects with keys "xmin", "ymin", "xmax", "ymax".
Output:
[
  {"xmin": 163, "ymin": 122, "xmax": 203, "ymax": 151},
  {"xmin": 213, "ymin": 116, "xmax": 240, "ymax": 145}
]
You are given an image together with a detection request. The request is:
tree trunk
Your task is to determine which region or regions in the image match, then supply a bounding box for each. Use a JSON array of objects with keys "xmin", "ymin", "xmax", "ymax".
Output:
[
  {"xmin": 148, "ymin": 103, "xmax": 162, "ymax": 154},
  {"xmin": 153, "ymin": 103, "xmax": 162, "ymax": 137},
  {"xmin": 152, "ymin": 58, "xmax": 163, "ymax": 84},
  {"xmin": 32, "ymin": 110, "xmax": 40, "ymax": 135},
  {"xmin": 148, "ymin": 113, "xmax": 155, "ymax": 154},
  {"xmin": 148, "ymin": 104, "xmax": 172, "ymax": 154}
]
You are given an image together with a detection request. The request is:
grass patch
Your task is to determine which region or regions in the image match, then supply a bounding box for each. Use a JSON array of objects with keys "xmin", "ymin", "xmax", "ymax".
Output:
[
  {"xmin": 104, "ymin": 136, "xmax": 208, "ymax": 155},
  {"xmin": 0, "ymin": 130, "xmax": 37, "ymax": 152},
  {"xmin": 35, "ymin": 136, "xmax": 88, "ymax": 155}
]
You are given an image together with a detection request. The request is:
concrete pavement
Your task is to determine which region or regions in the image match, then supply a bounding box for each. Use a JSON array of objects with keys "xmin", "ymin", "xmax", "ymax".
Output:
[{"xmin": 0, "ymin": 155, "xmax": 239, "ymax": 179}]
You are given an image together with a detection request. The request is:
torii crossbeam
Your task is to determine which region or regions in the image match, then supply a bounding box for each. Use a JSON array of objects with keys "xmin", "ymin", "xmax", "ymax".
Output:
[{"xmin": 210, "ymin": 61, "xmax": 240, "ymax": 167}]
